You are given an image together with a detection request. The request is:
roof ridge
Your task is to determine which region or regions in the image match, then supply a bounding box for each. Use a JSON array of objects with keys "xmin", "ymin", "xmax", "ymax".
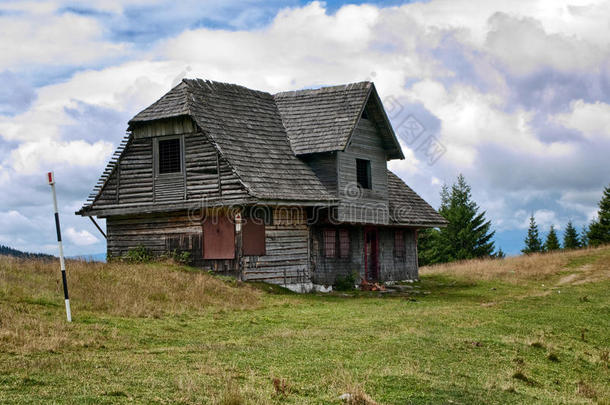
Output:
[
  {"xmin": 182, "ymin": 78, "xmax": 273, "ymax": 99},
  {"xmin": 273, "ymin": 81, "xmax": 372, "ymax": 98}
]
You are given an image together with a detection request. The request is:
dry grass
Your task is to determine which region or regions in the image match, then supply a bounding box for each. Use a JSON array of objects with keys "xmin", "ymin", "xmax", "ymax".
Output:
[
  {"xmin": 0, "ymin": 255, "xmax": 260, "ymax": 353},
  {"xmin": 420, "ymin": 245, "xmax": 610, "ymax": 284}
]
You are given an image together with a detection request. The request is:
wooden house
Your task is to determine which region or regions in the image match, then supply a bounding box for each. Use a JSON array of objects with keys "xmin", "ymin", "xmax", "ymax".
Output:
[{"xmin": 77, "ymin": 79, "xmax": 447, "ymax": 290}]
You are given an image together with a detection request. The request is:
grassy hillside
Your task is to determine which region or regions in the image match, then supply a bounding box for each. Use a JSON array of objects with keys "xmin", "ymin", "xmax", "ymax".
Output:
[{"xmin": 1, "ymin": 247, "xmax": 608, "ymax": 404}]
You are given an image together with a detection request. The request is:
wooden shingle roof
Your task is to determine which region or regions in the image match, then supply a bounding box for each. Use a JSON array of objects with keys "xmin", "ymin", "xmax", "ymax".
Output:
[
  {"xmin": 132, "ymin": 79, "xmax": 333, "ymax": 201},
  {"xmin": 387, "ymin": 171, "xmax": 448, "ymax": 227},
  {"xmin": 274, "ymin": 82, "xmax": 403, "ymax": 159}
]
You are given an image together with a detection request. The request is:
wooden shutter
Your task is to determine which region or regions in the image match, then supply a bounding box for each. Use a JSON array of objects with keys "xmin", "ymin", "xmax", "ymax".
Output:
[
  {"xmin": 324, "ymin": 229, "xmax": 336, "ymax": 258},
  {"xmin": 339, "ymin": 229, "xmax": 350, "ymax": 258},
  {"xmin": 394, "ymin": 230, "xmax": 405, "ymax": 258},
  {"xmin": 203, "ymin": 215, "xmax": 235, "ymax": 259},
  {"xmin": 243, "ymin": 219, "xmax": 265, "ymax": 256}
]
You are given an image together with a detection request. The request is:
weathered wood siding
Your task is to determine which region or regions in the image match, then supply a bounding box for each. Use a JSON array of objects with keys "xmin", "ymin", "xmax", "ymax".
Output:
[
  {"xmin": 336, "ymin": 118, "xmax": 389, "ymax": 224},
  {"xmin": 107, "ymin": 207, "xmax": 310, "ymax": 284},
  {"xmin": 310, "ymin": 225, "xmax": 418, "ymax": 285},
  {"xmin": 92, "ymin": 117, "xmax": 250, "ymax": 213},
  {"xmin": 378, "ymin": 228, "xmax": 418, "ymax": 281},
  {"xmin": 106, "ymin": 211, "xmax": 201, "ymax": 259},
  {"xmin": 242, "ymin": 207, "xmax": 309, "ymax": 284}
]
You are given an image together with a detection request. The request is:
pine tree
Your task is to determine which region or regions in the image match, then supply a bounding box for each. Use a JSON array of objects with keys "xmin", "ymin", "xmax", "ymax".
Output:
[
  {"xmin": 417, "ymin": 228, "xmax": 439, "ymax": 267},
  {"xmin": 433, "ymin": 174, "xmax": 495, "ymax": 262},
  {"xmin": 580, "ymin": 225, "xmax": 589, "ymax": 248},
  {"xmin": 522, "ymin": 215, "xmax": 543, "ymax": 254},
  {"xmin": 587, "ymin": 185, "xmax": 610, "ymax": 247},
  {"xmin": 563, "ymin": 220, "xmax": 581, "ymax": 249},
  {"xmin": 543, "ymin": 225, "xmax": 560, "ymax": 251},
  {"xmin": 494, "ymin": 248, "xmax": 506, "ymax": 259}
]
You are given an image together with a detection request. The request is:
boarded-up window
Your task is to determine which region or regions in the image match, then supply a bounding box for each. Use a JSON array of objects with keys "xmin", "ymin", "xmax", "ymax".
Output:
[
  {"xmin": 323, "ymin": 229, "xmax": 336, "ymax": 258},
  {"xmin": 158, "ymin": 138, "xmax": 181, "ymax": 174},
  {"xmin": 356, "ymin": 159, "xmax": 371, "ymax": 189},
  {"xmin": 394, "ymin": 230, "xmax": 405, "ymax": 258},
  {"xmin": 243, "ymin": 219, "xmax": 265, "ymax": 256},
  {"xmin": 339, "ymin": 229, "xmax": 349, "ymax": 258},
  {"xmin": 203, "ymin": 215, "xmax": 235, "ymax": 259}
]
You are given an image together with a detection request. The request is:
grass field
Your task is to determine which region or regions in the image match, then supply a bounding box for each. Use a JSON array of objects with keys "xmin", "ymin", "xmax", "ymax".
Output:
[{"xmin": 1, "ymin": 247, "xmax": 609, "ymax": 404}]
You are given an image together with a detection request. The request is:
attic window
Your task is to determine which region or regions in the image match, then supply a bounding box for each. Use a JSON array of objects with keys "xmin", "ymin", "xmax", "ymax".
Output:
[
  {"xmin": 361, "ymin": 108, "xmax": 369, "ymax": 120},
  {"xmin": 158, "ymin": 138, "xmax": 181, "ymax": 174},
  {"xmin": 356, "ymin": 159, "xmax": 371, "ymax": 189}
]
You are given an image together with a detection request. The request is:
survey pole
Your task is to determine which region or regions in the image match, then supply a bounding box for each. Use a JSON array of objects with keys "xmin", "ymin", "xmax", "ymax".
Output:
[{"xmin": 47, "ymin": 171, "xmax": 72, "ymax": 322}]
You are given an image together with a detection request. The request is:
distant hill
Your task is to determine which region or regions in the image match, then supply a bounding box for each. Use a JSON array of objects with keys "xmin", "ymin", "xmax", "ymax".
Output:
[{"xmin": 0, "ymin": 245, "xmax": 54, "ymax": 259}]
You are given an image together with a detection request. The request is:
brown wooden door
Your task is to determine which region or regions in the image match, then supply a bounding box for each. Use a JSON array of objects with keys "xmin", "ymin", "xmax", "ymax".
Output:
[{"xmin": 364, "ymin": 227, "xmax": 378, "ymax": 281}]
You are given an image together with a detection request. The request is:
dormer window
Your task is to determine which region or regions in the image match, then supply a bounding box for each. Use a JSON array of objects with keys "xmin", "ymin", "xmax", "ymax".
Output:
[
  {"xmin": 356, "ymin": 158, "xmax": 371, "ymax": 189},
  {"xmin": 158, "ymin": 138, "xmax": 181, "ymax": 174}
]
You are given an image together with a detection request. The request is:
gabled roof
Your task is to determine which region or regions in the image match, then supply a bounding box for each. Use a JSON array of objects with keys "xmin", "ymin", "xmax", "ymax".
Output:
[
  {"xmin": 387, "ymin": 171, "xmax": 448, "ymax": 227},
  {"xmin": 274, "ymin": 82, "xmax": 404, "ymax": 159}
]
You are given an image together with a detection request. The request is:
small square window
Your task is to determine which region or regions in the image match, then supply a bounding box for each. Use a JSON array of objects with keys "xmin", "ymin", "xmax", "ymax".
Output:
[
  {"xmin": 323, "ymin": 229, "xmax": 336, "ymax": 258},
  {"xmin": 356, "ymin": 159, "xmax": 371, "ymax": 189},
  {"xmin": 158, "ymin": 138, "xmax": 181, "ymax": 174}
]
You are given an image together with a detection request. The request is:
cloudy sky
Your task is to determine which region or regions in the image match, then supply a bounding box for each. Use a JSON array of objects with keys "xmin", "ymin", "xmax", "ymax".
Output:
[{"xmin": 0, "ymin": 0, "xmax": 609, "ymax": 256}]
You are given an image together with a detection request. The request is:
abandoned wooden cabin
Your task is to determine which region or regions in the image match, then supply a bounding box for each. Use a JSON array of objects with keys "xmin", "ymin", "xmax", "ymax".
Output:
[{"xmin": 77, "ymin": 79, "xmax": 447, "ymax": 290}]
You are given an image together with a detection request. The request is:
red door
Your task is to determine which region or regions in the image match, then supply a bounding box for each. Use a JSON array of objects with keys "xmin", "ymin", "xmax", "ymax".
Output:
[{"xmin": 364, "ymin": 227, "xmax": 378, "ymax": 281}]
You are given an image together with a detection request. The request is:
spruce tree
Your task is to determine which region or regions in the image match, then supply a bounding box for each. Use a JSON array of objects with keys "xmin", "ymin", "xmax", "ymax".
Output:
[
  {"xmin": 563, "ymin": 220, "xmax": 581, "ymax": 249},
  {"xmin": 580, "ymin": 225, "xmax": 589, "ymax": 248},
  {"xmin": 417, "ymin": 228, "xmax": 439, "ymax": 267},
  {"xmin": 544, "ymin": 225, "xmax": 560, "ymax": 251},
  {"xmin": 522, "ymin": 215, "xmax": 543, "ymax": 254},
  {"xmin": 587, "ymin": 185, "xmax": 610, "ymax": 246},
  {"xmin": 434, "ymin": 174, "xmax": 495, "ymax": 262}
]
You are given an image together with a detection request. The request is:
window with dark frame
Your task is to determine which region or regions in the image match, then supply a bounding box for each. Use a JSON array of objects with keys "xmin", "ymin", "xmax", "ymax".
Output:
[
  {"xmin": 339, "ymin": 229, "xmax": 350, "ymax": 258},
  {"xmin": 158, "ymin": 138, "xmax": 181, "ymax": 174},
  {"xmin": 394, "ymin": 230, "xmax": 405, "ymax": 258},
  {"xmin": 356, "ymin": 159, "xmax": 371, "ymax": 189},
  {"xmin": 323, "ymin": 229, "xmax": 336, "ymax": 258}
]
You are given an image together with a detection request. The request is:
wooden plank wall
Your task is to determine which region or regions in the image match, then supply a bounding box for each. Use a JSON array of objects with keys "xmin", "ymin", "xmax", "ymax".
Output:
[
  {"xmin": 106, "ymin": 211, "xmax": 201, "ymax": 258},
  {"xmin": 377, "ymin": 228, "xmax": 418, "ymax": 281},
  {"xmin": 107, "ymin": 207, "xmax": 311, "ymax": 284},
  {"xmin": 242, "ymin": 207, "xmax": 309, "ymax": 284},
  {"xmin": 336, "ymin": 118, "xmax": 389, "ymax": 224},
  {"xmin": 91, "ymin": 117, "xmax": 250, "ymax": 211}
]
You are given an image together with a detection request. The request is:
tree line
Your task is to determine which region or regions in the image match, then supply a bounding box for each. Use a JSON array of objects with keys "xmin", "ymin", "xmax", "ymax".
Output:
[
  {"xmin": 0, "ymin": 245, "xmax": 54, "ymax": 259},
  {"xmin": 522, "ymin": 185, "xmax": 610, "ymax": 253},
  {"xmin": 418, "ymin": 176, "xmax": 610, "ymax": 266}
]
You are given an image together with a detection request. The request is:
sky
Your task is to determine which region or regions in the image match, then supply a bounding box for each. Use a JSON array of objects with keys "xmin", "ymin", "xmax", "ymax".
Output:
[{"xmin": 0, "ymin": 0, "xmax": 609, "ymax": 257}]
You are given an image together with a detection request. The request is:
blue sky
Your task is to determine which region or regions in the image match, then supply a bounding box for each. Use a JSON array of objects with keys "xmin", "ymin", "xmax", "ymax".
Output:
[{"xmin": 0, "ymin": 0, "xmax": 609, "ymax": 256}]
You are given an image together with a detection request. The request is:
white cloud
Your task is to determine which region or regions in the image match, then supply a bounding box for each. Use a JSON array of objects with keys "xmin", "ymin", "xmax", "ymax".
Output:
[
  {"xmin": 0, "ymin": 4, "xmax": 128, "ymax": 70},
  {"xmin": 65, "ymin": 227, "xmax": 99, "ymax": 246},
  {"xmin": 10, "ymin": 139, "xmax": 113, "ymax": 174},
  {"xmin": 553, "ymin": 100, "xmax": 610, "ymax": 140}
]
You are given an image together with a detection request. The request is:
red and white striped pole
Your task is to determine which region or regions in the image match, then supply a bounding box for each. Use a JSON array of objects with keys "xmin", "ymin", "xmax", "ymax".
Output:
[{"xmin": 47, "ymin": 171, "xmax": 72, "ymax": 322}]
